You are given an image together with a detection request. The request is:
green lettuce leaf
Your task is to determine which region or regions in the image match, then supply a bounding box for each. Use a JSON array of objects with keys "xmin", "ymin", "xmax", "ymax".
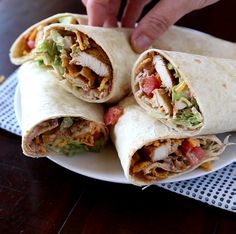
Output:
[
  {"xmin": 172, "ymin": 107, "xmax": 203, "ymax": 129},
  {"xmin": 172, "ymin": 87, "xmax": 184, "ymax": 102},
  {"xmin": 50, "ymin": 30, "xmax": 64, "ymax": 52},
  {"xmin": 36, "ymin": 38, "xmax": 64, "ymax": 75},
  {"xmin": 58, "ymin": 16, "xmax": 76, "ymax": 24},
  {"xmin": 36, "ymin": 40, "xmax": 56, "ymax": 65},
  {"xmin": 89, "ymin": 138, "xmax": 105, "ymax": 153},
  {"xmin": 167, "ymin": 62, "xmax": 180, "ymax": 78},
  {"xmin": 60, "ymin": 117, "xmax": 73, "ymax": 130},
  {"xmin": 62, "ymin": 142, "xmax": 88, "ymax": 156}
]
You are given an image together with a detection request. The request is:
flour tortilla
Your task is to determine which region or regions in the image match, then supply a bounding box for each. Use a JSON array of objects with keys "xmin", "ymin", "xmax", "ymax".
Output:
[
  {"xmin": 41, "ymin": 23, "xmax": 139, "ymax": 103},
  {"xmin": 18, "ymin": 62, "xmax": 108, "ymax": 157},
  {"xmin": 153, "ymin": 25, "xmax": 236, "ymax": 59},
  {"xmin": 132, "ymin": 48, "xmax": 236, "ymax": 135},
  {"xmin": 10, "ymin": 13, "xmax": 88, "ymax": 65},
  {"xmin": 111, "ymin": 96, "xmax": 225, "ymax": 186}
]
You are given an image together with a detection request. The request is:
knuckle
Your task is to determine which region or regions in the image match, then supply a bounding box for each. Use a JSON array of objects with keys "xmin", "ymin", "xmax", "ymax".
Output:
[
  {"xmin": 192, "ymin": 0, "xmax": 219, "ymax": 9},
  {"xmin": 143, "ymin": 15, "xmax": 170, "ymax": 39}
]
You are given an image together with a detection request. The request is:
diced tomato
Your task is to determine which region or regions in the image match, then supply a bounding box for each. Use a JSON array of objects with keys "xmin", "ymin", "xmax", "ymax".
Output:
[
  {"xmin": 141, "ymin": 75, "xmax": 161, "ymax": 97},
  {"xmin": 181, "ymin": 139, "xmax": 193, "ymax": 154},
  {"xmin": 104, "ymin": 106, "xmax": 123, "ymax": 126},
  {"xmin": 186, "ymin": 153, "xmax": 199, "ymax": 166},
  {"xmin": 27, "ymin": 39, "xmax": 35, "ymax": 49},
  {"xmin": 93, "ymin": 131, "xmax": 101, "ymax": 140},
  {"xmin": 186, "ymin": 147, "xmax": 205, "ymax": 166},
  {"xmin": 191, "ymin": 147, "xmax": 205, "ymax": 160}
]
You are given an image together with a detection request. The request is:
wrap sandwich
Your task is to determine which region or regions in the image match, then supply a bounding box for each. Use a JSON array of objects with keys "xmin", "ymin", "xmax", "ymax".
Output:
[
  {"xmin": 10, "ymin": 13, "xmax": 88, "ymax": 65},
  {"xmin": 132, "ymin": 48, "xmax": 236, "ymax": 134},
  {"xmin": 18, "ymin": 62, "xmax": 108, "ymax": 157},
  {"xmin": 110, "ymin": 96, "xmax": 226, "ymax": 186},
  {"xmin": 153, "ymin": 25, "xmax": 236, "ymax": 59},
  {"xmin": 34, "ymin": 23, "xmax": 138, "ymax": 103}
]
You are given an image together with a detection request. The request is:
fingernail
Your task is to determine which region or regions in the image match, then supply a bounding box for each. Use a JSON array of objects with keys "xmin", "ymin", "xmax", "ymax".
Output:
[{"xmin": 132, "ymin": 34, "xmax": 151, "ymax": 53}]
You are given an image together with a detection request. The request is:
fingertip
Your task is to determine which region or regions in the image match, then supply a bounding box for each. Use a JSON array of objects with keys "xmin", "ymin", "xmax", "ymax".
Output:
[{"xmin": 131, "ymin": 33, "xmax": 152, "ymax": 53}]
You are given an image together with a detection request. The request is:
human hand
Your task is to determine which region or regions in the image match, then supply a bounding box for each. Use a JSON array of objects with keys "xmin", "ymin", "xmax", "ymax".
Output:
[{"xmin": 82, "ymin": 0, "xmax": 220, "ymax": 52}]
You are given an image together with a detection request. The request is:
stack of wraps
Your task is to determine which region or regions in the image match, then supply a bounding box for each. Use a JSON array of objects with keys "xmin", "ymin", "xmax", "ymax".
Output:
[
  {"xmin": 10, "ymin": 13, "xmax": 236, "ymax": 185},
  {"xmin": 111, "ymin": 49, "xmax": 236, "ymax": 185},
  {"xmin": 18, "ymin": 62, "xmax": 108, "ymax": 157}
]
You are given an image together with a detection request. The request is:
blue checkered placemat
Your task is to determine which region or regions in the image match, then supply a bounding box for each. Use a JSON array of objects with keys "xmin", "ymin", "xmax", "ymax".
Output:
[
  {"xmin": 0, "ymin": 71, "xmax": 21, "ymax": 135},
  {"xmin": 0, "ymin": 71, "xmax": 235, "ymax": 212}
]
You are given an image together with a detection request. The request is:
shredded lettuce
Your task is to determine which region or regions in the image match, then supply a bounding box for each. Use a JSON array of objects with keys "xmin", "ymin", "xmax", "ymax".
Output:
[
  {"xmin": 45, "ymin": 142, "xmax": 88, "ymax": 157},
  {"xmin": 89, "ymin": 138, "xmax": 105, "ymax": 152},
  {"xmin": 62, "ymin": 142, "xmax": 88, "ymax": 156},
  {"xmin": 52, "ymin": 55, "xmax": 64, "ymax": 76},
  {"xmin": 50, "ymin": 30, "xmax": 64, "ymax": 52},
  {"xmin": 36, "ymin": 40, "xmax": 56, "ymax": 65},
  {"xmin": 46, "ymin": 138, "xmax": 104, "ymax": 156},
  {"xmin": 167, "ymin": 62, "xmax": 203, "ymax": 130},
  {"xmin": 167, "ymin": 62, "xmax": 180, "ymax": 78},
  {"xmin": 58, "ymin": 16, "xmax": 76, "ymax": 24},
  {"xmin": 171, "ymin": 81, "xmax": 190, "ymax": 102},
  {"xmin": 36, "ymin": 36, "xmax": 64, "ymax": 75},
  {"xmin": 60, "ymin": 117, "xmax": 73, "ymax": 130},
  {"xmin": 172, "ymin": 86, "xmax": 184, "ymax": 102},
  {"xmin": 167, "ymin": 62, "xmax": 174, "ymax": 70},
  {"xmin": 172, "ymin": 107, "xmax": 203, "ymax": 129}
]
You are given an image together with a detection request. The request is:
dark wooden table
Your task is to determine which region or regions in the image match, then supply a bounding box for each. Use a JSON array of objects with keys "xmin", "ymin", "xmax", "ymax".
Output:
[{"xmin": 1, "ymin": 0, "xmax": 236, "ymax": 233}]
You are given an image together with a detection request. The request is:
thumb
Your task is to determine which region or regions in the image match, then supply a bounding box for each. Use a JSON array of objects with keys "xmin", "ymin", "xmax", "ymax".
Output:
[{"xmin": 131, "ymin": 0, "xmax": 192, "ymax": 53}]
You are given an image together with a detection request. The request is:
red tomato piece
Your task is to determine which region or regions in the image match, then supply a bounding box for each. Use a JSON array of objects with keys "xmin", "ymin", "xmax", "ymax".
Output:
[
  {"xmin": 191, "ymin": 147, "xmax": 205, "ymax": 160},
  {"xmin": 27, "ymin": 39, "xmax": 35, "ymax": 49},
  {"xmin": 104, "ymin": 106, "xmax": 123, "ymax": 126},
  {"xmin": 141, "ymin": 75, "xmax": 161, "ymax": 97},
  {"xmin": 186, "ymin": 153, "xmax": 199, "ymax": 166},
  {"xmin": 186, "ymin": 147, "xmax": 205, "ymax": 166},
  {"xmin": 93, "ymin": 131, "xmax": 101, "ymax": 140},
  {"xmin": 181, "ymin": 139, "xmax": 193, "ymax": 154}
]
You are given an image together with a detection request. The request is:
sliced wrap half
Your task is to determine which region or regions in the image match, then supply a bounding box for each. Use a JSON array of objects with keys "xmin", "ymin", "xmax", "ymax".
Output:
[
  {"xmin": 18, "ymin": 62, "xmax": 108, "ymax": 157},
  {"xmin": 110, "ymin": 96, "xmax": 226, "ymax": 186},
  {"xmin": 10, "ymin": 13, "xmax": 88, "ymax": 65},
  {"xmin": 132, "ymin": 48, "xmax": 236, "ymax": 134},
  {"xmin": 35, "ymin": 23, "xmax": 138, "ymax": 103}
]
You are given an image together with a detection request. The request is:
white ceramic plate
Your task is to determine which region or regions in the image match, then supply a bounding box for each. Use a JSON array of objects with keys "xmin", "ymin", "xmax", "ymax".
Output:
[{"xmin": 14, "ymin": 86, "xmax": 236, "ymax": 184}]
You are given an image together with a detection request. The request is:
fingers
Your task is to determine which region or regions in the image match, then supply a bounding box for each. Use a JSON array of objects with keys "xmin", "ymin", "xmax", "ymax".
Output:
[
  {"xmin": 121, "ymin": 0, "xmax": 151, "ymax": 28},
  {"xmin": 81, "ymin": 0, "xmax": 88, "ymax": 6},
  {"xmin": 86, "ymin": 0, "xmax": 110, "ymax": 26},
  {"xmin": 131, "ymin": 0, "xmax": 220, "ymax": 52},
  {"xmin": 131, "ymin": 0, "xmax": 194, "ymax": 52},
  {"xmin": 83, "ymin": 0, "xmax": 220, "ymax": 52},
  {"xmin": 188, "ymin": 0, "xmax": 220, "ymax": 10},
  {"xmin": 85, "ymin": 0, "xmax": 121, "ymax": 27}
]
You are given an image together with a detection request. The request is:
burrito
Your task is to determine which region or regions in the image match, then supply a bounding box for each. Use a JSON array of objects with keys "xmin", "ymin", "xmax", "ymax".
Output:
[
  {"xmin": 153, "ymin": 25, "xmax": 236, "ymax": 59},
  {"xmin": 10, "ymin": 13, "xmax": 88, "ymax": 65},
  {"xmin": 34, "ymin": 23, "xmax": 138, "ymax": 103},
  {"xmin": 132, "ymin": 48, "xmax": 236, "ymax": 134},
  {"xmin": 109, "ymin": 96, "xmax": 226, "ymax": 186},
  {"xmin": 18, "ymin": 62, "xmax": 108, "ymax": 157}
]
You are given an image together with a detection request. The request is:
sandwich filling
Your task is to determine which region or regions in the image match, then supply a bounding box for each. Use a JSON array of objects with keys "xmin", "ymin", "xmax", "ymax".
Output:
[
  {"xmin": 21, "ymin": 16, "xmax": 79, "ymax": 56},
  {"xmin": 130, "ymin": 137, "xmax": 224, "ymax": 182},
  {"xmin": 36, "ymin": 28, "xmax": 112, "ymax": 101},
  {"xmin": 26, "ymin": 117, "xmax": 108, "ymax": 156},
  {"xmin": 134, "ymin": 51, "xmax": 203, "ymax": 130}
]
